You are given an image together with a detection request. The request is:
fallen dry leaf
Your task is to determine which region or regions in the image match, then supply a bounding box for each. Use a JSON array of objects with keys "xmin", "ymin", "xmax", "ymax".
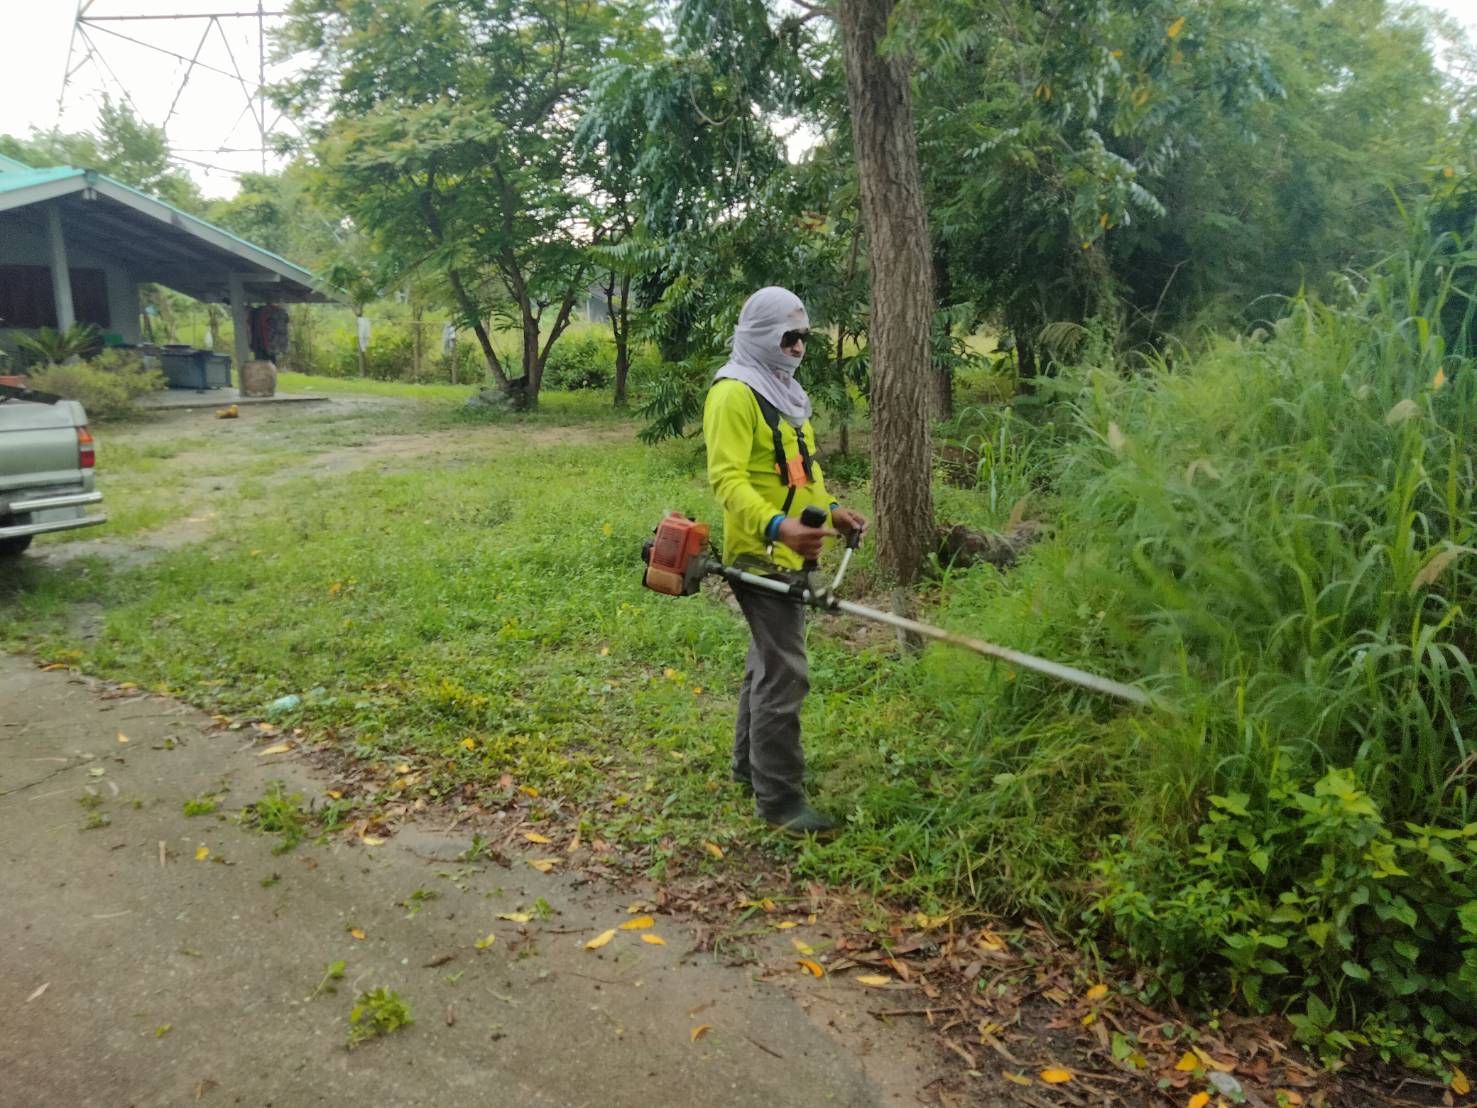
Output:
[
  {"xmin": 461, "ymin": 737, "xmax": 476, "ymax": 751},
  {"xmin": 690, "ymin": 1024, "xmax": 712, "ymax": 1042},
  {"xmin": 775, "ymin": 921, "xmax": 798, "ymax": 930},
  {"xmin": 797, "ymin": 959, "xmax": 824, "ymax": 978},
  {"xmin": 1040, "ymin": 1068, "xmax": 1072, "ymax": 1084},
  {"xmin": 116, "ymin": 732, "xmax": 129, "ymax": 744},
  {"xmin": 194, "ymin": 846, "xmax": 209, "ymax": 861},
  {"xmin": 40, "ymin": 663, "xmax": 68, "ymax": 671},
  {"xmin": 1188, "ymin": 1094, "xmax": 1210, "ymax": 1108},
  {"xmin": 855, "ymin": 975, "xmax": 891, "ymax": 987},
  {"xmin": 1453, "ymin": 1067, "xmax": 1471, "ymax": 1096},
  {"xmin": 522, "ymin": 832, "xmax": 553, "ymax": 844},
  {"xmin": 350, "ymin": 928, "xmax": 366, "ymax": 940},
  {"xmin": 1276, "ymin": 1092, "xmax": 1304, "ymax": 1106},
  {"xmin": 620, "ymin": 916, "xmax": 654, "ymax": 931},
  {"xmin": 326, "ymin": 789, "xmax": 342, "ymax": 800},
  {"xmin": 497, "ymin": 912, "xmax": 533, "ymax": 923},
  {"xmin": 1085, "ymin": 983, "xmax": 1109, "ymax": 1002},
  {"xmin": 566, "ymin": 832, "xmax": 581, "ymax": 854},
  {"xmin": 527, "ymin": 858, "xmax": 559, "ymax": 873},
  {"xmin": 258, "ymin": 743, "xmax": 292, "ymax": 756},
  {"xmin": 1002, "ymin": 1071, "xmax": 1032, "ymax": 1086},
  {"xmin": 641, "ymin": 934, "xmax": 666, "ymax": 946},
  {"xmin": 519, "ymin": 785, "xmax": 540, "ymax": 798},
  {"xmin": 790, "ymin": 937, "xmax": 814, "ymax": 956},
  {"xmin": 361, "ymin": 835, "xmax": 386, "ymax": 847},
  {"xmin": 26, "ymin": 983, "xmax": 49, "ymax": 1003},
  {"xmin": 585, "ymin": 929, "xmax": 616, "ymax": 951},
  {"xmin": 702, "ymin": 842, "xmax": 723, "ymax": 859},
  {"xmin": 474, "ymin": 933, "xmax": 496, "ymax": 950},
  {"xmin": 1175, "ymin": 1052, "xmax": 1201, "ymax": 1072}
]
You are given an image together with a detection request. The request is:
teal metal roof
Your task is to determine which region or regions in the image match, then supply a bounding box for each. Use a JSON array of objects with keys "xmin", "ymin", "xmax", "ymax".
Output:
[{"xmin": 0, "ymin": 166, "xmax": 85, "ymax": 196}]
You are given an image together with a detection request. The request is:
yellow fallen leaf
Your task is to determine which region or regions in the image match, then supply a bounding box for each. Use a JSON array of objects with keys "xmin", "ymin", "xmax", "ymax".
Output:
[
  {"xmin": 1002, "ymin": 1071, "xmax": 1033, "ymax": 1086},
  {"xmin": 474, "ymin": 932, "xmax": 496, "ymax": 950},
  {"xmin": 527, "ymin": 858, "xmax": 558, "ymax": 873},
  {"xmin": 1192, "ymin": 1045, "xmax": 1235, "ymax": 1072},
  {"xmin": 627, "ymin": 901, "xmax": 653, "ymax": 914},
  {"xmin": 116, "ymin": 732, "xmax": 129, "ymax": 744},
  {"xmin": 326, "ymin": 790, "xmax": 342, "ymax": 799},
  {"xmin": 692, "ymin": 686, "xmax": 703, "ymax": 695},
  {"xmin": 602, "ymin": 522, "xmax": 613, "ymax": 537},
  {"xmin": 566, "ymin": 832, "xmax": 581, "ymax": 854},
  {"xmin": 797, "ymin": 959, "xmax": 824, "ymax": 977},
  {"xmin": 690, "ymin": 1024, "xmax": 711, "ymax": 1042},
  {"xmin": 1188, "ymin": 1094, "xmax": 1210, "ymax": 1108},
  {"xmin": 523, "ymin": 832, "xmax": 553, "ymax": 844},
  {"xmin": 497, "ymin": 912, "xmax": 533, "ymax": 923},
  {"xmin": 40, "ymin": 663, "xmax": 68, "ymax": 671},
  {"xmin": 977, "ymin": 931, "xmax": 1007, "ymax": 953},
  {"xmin": 663, "ymin": 667, "xmax": 679, "ymax": 680},
  {"xmin": 328, "ymin": 581, "xmax": 342, "ymax": 595},
  {"xmin": 361, "ymin": 835, "xmax": 385, "ymax": 846},
  {"xmin": 855, "ymin": 975, "xmax": 891, "ymax": 987},
  {"xmin": 702, "ymin": 842, "xmax": 723, "ymax": 859},
  {"xmin": 641, "ymin": 934, "xmax": 666, "ymax": 945},
  {"xmin": 1085, "ymin": 983, "xmax": 1109, "ymax": 1002},
  {"xmin": 585, "ymin": 929, "xmax": 616, "ymax": 950},
  {"xmin": 1277, "ymin": 1092, "xmax": 1304, "ymax": 1105},
  {"xmin": 258, "ymin": 743, "xmax": 291, "ymax": 756},
  {"xmin": 1107, "ymin": 422, "xmax": 1127, "ymax": 452},
  {"xmin": 255, "ymin": 722, "xmax": 278, "ymax": 736},
  {"xmin": 776, "ymin": 921, "xmax": 799, "ymax": 930},
  {"xmin": 520, "ymin": 785, "xmax": 540, "ymax": 798},
  {"xmin": 1174, "ymin": 1052, "xmax": 1201, "ymax": 1072},
  {"xmin": 350, "ymin": 928, "xmax": 366, "ymax": 940},
  {"xmin": 1433, "ymin": 367, "xmax": 1447, "ymax": 390},
  {"xmin": 791, "ymin": 937, "xmax": 814, "ymax": 955},
  {"xmin": 194, "ymin": 846, "xmax": 209, "ymax": 861},
  {"xmin": 1166, "ymin": 15, "xmax": 1186, "ymax": 37},
  {"xmin": 461, "ymin": 737, "xmax": 476, "ymax": 751},
  {"xmin": 1453, "ymin": 1067, "xmax": 1471, "ymax": 1096},
  {"xmin": 1040, "ymin": 1068, "xmax": 1073, "ymax": 1084},
  {"xmin": 599, "ymin": 645, "xmax": 610, "ymax": 656},
  {"xmin": 620, "ymin": 916, "xmax": 654, "ymax": 931}
]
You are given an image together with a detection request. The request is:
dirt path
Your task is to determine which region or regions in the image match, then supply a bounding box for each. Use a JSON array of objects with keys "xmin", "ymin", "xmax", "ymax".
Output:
[{"xmin": 0, "ymin": 655, "xmax": 942, "ymax": 1108}]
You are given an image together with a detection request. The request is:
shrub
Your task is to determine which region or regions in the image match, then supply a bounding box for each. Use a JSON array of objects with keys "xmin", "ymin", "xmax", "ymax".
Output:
[
  {"xmin": 542, "ymin": 334, "xmax": 612, "ymax": 392},
  {"xmin": 28, "ymin": 350, "xmax": 165, "ymax": 421}
]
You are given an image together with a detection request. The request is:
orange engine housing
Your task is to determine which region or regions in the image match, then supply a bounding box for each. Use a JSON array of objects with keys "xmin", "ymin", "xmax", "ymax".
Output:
[{"xmin": 643, "ymin": 512, "xmax": 710, "ymax": 596}]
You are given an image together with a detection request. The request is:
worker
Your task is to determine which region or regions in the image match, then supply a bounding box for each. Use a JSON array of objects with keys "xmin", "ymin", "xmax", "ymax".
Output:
[{"xmin": 703, "ymin": 286, "xmax": 868, "ymax": 835}]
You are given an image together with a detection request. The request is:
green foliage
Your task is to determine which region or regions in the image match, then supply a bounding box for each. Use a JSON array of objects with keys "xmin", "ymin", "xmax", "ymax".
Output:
[
  {"xmin": 28, "ymin": 351, "xmax": 165, "ymax": 422},
  {"xmin": 346, "ymin": 987, "xmax": 412, "ymax": 1048},
  {"xmin": 16, "ymin": 324, "xmax": 103, "ymax": 365},
  {"xmin": 240, "ymin": 781, "xmax": 310, "ymax": 855},
  {"xmin": 182, "ymin": 795, "xmax": 218, "ymax": 817},
  {"xmin": 309, "ymin": 959, "xmax": 347, "ymax": 1001},
  {"xmin": 541, "ymin": 335, "xmax": 613, "ymax": 392}
]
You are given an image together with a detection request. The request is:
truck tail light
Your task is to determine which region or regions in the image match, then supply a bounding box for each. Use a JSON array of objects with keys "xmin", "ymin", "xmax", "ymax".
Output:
[{"xmin": 77, "ymin": 426, "xmax": 95, "ymax": 470}]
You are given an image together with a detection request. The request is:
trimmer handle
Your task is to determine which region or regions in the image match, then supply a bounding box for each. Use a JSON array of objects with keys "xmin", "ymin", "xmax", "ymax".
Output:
[{"xmin": 799, "ymin": 506, "xmax": 828, "ymax": 571}]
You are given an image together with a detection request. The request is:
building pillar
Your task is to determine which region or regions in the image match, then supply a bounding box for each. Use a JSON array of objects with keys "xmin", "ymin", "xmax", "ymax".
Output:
[
  {"xmin": 46, "ymin": 205, "xmax": 76, "ymax": 333},
  {"xmin": 227, "ymin": 273, "xmax": 249, "ymax": 387}
]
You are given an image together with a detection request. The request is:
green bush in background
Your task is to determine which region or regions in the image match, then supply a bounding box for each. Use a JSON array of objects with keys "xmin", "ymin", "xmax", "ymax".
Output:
[{"xmin": 29, "ymin": 350, "xmax": 166, "ymax": 421}]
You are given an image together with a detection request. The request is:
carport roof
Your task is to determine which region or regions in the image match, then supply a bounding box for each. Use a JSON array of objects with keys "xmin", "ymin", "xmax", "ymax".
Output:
[{"xmin": 0, "ymin": 156, "xmax": 338, "ymax": 305}]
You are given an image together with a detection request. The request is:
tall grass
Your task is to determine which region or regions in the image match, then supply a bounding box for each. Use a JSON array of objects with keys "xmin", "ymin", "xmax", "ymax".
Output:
[{"xmin": 950, "ymin": 211, "xmax": 1477, "ymax": 1066}]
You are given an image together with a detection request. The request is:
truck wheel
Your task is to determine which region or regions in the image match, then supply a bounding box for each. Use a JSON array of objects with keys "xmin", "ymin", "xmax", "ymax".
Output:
[{"xmin": 0, "ymin": 535, "xmax": 34, "ymax": 557}]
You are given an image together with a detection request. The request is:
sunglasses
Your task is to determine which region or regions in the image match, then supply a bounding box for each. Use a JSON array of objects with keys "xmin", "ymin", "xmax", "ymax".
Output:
[{"xmin": 781, "ymin": 329, "xmax": 811, "ymax": 347}]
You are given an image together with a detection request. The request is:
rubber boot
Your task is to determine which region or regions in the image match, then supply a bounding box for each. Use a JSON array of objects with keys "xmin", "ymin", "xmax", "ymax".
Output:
[{"xmin": 759, "ymin": 800, "xmax": 837, "ymax": 836}]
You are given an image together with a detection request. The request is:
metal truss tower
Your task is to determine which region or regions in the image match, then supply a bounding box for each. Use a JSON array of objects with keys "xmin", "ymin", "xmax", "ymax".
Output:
[{"xmin": 58, "ymin": 1, "xmax": 288, "ymax": 178}]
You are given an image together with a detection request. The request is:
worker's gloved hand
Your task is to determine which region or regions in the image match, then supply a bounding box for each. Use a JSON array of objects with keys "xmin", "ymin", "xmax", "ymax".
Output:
[
  {"xmin": 830, "ymin": 507, "xmax": 869, "ymax": 542},
  {"xmin": 777, "ymin": 516, "xmax": 836, "ymax": 561}
]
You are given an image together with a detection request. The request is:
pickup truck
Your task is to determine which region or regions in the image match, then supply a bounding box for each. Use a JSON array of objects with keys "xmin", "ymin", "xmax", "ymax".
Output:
[{"xmin": 0, "ymin": 384, "xmax": 105, "ymax": 557}]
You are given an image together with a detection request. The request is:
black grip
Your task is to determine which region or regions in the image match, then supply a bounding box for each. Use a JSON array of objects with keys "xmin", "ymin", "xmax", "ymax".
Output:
[{"xmin": 800, "ymin": 506, "xmax": 828, "ymax": 529}]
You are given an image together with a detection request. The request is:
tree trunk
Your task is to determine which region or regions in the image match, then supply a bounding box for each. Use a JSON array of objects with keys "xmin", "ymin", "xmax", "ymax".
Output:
[
  {"xmin": 447, "ymin": 268, "xmax": 511, "ymax": 390},
  {"xmin": 611, "ymin": 272, "xmax": 631, "ymax": 408},
  {"xmin": 838, "ymin": 0, "xmax": 936, "ymax": 590},
  {"xmin": 411, "ymin": 300, "xmax": 423, "ymax": 382},
  {"xmin": 932, "ymin": 245, "xmax": 953, "ymax": 417}
]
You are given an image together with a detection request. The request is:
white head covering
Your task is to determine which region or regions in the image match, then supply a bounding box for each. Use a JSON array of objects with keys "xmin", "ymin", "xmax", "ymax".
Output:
[{"xmin": 712, "ymin": 286, "xmax": 813, "ymax": 426}]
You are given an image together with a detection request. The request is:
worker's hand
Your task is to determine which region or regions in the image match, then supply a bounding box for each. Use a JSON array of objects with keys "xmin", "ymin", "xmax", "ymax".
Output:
[
  {"xmin": 830, "ymin": 507, "xmax": 869, "ymax": 542},
  {"xmin": 777, "ymin": 516, "xmax": 836, "ymax": 561}
]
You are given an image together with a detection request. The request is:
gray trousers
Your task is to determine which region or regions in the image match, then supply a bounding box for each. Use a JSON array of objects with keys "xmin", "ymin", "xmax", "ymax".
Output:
[{"xmin": 732, "ymin": 579, "xmax": 808, "ymax": 813}]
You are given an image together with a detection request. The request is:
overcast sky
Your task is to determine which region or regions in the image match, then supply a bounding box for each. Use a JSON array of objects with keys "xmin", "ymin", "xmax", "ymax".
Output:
[{"xmin": 2, "ymin": 0, "xmax": 1474, "ymax": 200}]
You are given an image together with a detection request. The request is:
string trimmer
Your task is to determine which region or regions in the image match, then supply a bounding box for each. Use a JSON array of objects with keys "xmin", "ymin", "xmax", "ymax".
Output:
[{"xmin": 641, "ymin": 507, "xmax": 1150, "ymax": 707}]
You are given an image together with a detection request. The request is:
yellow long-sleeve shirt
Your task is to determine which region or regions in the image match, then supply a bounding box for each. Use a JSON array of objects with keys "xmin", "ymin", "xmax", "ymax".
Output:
[{"xmin": 703, "ymin": 378, "xmax": 834, "ymax": 570}]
